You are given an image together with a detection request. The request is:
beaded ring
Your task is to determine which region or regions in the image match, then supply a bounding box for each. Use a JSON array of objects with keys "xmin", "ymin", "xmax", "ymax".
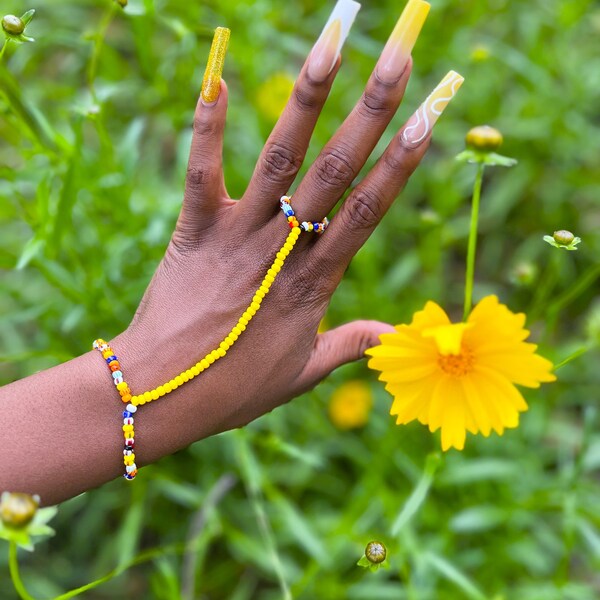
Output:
[
  {"xmin": 93, "ymin": 339, "xmax": 138, "ymax": 480},
  {"xmin": 93, "ymin": 195, "xmax": 328, "ymax": 479}
]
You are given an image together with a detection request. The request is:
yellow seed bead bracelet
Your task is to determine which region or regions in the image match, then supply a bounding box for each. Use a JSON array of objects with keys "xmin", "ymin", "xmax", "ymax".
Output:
[{"xmin": 93, "ymin": 196, "xmax": 328, "ymax": 480}]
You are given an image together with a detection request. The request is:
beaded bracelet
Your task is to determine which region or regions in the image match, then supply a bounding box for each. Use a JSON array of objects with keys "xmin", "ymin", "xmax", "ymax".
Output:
[
  {"xmin": 92, "ymin": 339, "xmax": 138, "ymax": 480},
  {"xmin": 94, "ymin": 196, "xmax": 328, "ymax": 479}
]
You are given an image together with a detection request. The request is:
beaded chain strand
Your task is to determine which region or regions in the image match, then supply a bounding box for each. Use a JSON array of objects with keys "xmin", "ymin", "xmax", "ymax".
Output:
[
  {"xmin": 92, "ymin": 340, "xmax": 138, "ymax": 479},
  {"xmin": 93, "ymin": 196, "xmax": 328, "ymax": 479}
]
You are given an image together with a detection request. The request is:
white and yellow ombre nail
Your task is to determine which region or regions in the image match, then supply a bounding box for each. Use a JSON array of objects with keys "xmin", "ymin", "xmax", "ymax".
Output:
[
  {"xmin": 402, "ymin": 71, "xmax": 465, "ymax": 146},
  {"xmin": 376, "ymin": 0, "xmax": 430, "ymax": 83},
  {"xmin": 307, "ymin": 0, "xmax": 361, "ymax": 82}
]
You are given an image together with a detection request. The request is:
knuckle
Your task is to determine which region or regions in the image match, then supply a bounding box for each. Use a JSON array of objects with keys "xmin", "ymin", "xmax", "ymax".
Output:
[
  {"xmin": 314, "ymin": 149, "xmax": 356, "ymax": 189},
  {"xmin": 185, "ymin": 165, "xmax": 215, "ymax": 191},
  {"xmin": 283, "ymin": 261, "xmax": 331, "ymax": 308},
  {"xmin": 359, "ymin": 85, "xmax": 396, "ymax": 120},
  {"xmin": 261, "ymin": 143, "xmax": 303, "ymax": 184},
  {"xmin": 292, "ymin": 84, "xmax": 320, "ymax": 113},
  {"xmin": 343, "ymin": 188, "xmax": 382, "ymax": 230},
  {"xmin": 193, "ymin": 113, "xmax": 218, "ymax": 137}
]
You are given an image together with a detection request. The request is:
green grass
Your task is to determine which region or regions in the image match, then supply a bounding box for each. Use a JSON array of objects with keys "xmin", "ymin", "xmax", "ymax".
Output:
[{"xmin": 1, "ymin": 0, "xmax": 600, "ymax": 597}]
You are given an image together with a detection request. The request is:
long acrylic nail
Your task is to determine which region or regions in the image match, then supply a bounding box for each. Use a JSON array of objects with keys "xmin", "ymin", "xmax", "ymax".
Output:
[
  {"xmin": 401, "ymin": 71, "xmax": 465, "ymax": 147},
  {"xmin": 307, "ymin": 0, "xmax": 361, "ymax": 83},
  {"xmin": 201, "ymin": 27, "xmax": 230, "ymax": 105},
  {"xmin": 376, "ymin": 0, "xmax": 430, "ymax": 83}
]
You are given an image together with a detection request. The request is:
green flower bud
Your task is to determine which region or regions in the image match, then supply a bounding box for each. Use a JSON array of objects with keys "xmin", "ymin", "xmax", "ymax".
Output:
[
  {"xmin": 0, "ymin": 492, "xmax": 40, "ymax": 529},
  {"xmin": 2, "ymin": 15, "xmax": 24, "ymax": 36},
  {"xmin": 114, "ymin": 0, "xmax": 128, "ymax": 6},
  {"xmin": 466, "ymin": 126, "xmax": 503, "ymax": 152},
  {"xmin": 365, "ymin": 541, "xmax": 386, "ymax": 564},
  {"xmin": 553, "ymin": 230, "xmax": 575, "ymax": 246}
]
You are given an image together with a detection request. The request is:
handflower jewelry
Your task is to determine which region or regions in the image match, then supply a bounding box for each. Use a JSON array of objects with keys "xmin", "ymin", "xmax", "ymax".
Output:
[{"xmin": 93, "ymin": 196, "xmax": 329, "ymax": 479}]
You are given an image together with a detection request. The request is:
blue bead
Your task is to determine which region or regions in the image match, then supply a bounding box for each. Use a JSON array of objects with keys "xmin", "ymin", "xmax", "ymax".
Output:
[
  {"xmin": 105, "ymin": 355, "xmax": 117, "ymax": 363},
  {"xmin": 123, "ymin": 411, "xmax": 132, "ymax": 418}
]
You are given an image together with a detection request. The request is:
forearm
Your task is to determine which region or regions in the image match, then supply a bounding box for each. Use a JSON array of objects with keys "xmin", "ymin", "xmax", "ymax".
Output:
[{"xmin": 0, "ymin": 327, "xmax": 239, "ymax": 506}]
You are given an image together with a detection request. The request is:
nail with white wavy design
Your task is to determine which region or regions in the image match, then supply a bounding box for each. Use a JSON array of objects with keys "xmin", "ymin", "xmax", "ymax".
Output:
[{"xmin": 401, "ymin": 71, "xmax": 464, "ymax": 147}]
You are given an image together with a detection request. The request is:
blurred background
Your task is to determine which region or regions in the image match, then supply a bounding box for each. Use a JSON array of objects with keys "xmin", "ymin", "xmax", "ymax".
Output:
[{"xmin": 1, "ymin": 0, "xmax": 600, "ymax": 598}]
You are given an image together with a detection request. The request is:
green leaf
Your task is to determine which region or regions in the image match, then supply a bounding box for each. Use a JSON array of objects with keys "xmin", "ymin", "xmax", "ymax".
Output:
[
  {"xmin": 357, "ymin": 555, "xmax": 371, "ymax": 568},
  {"xmin": 456, "ymin": 149, "xmax": 517, "ymax": 167},
  {"xmin": 19, "ymin": 9, "xmax": 35, "ymax": 25}
]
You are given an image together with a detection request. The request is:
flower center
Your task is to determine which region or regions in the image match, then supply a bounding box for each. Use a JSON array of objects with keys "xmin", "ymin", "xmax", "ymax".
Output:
[{"xmin": 438, "ymin": 346, "xmax": 474, "ymax": 376}]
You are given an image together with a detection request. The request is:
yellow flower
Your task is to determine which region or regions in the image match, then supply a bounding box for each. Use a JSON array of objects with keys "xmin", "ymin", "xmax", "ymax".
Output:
[
  {"xmin": 329, "ymin": 380, "xmax": 373, "ymax": 430},
  {"xmin": 256, "ymin": 72, "xmax": 294, "ymax": 122},
  {"xmin": 366, "ymin": 296, "xmax": 556, "ymax": 451}
]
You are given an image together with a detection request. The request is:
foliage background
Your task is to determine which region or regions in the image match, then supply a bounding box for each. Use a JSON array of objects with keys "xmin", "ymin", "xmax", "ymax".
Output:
[{"xmin": 1, "ymin": 0, "xmax": 600, "ymax": 597}]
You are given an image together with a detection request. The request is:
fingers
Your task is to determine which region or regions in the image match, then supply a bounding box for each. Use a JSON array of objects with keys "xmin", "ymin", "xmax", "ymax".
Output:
[
  {"xmin": 242, "ymin": 0, "xmax": 360, "ymax": 226},
  {"xmin": 175, "ymin": 81, "xmax": 230, "ymax": 242},
  {"xmin": 297, "ymin": 320, "xmax": 396, "ymax": 390},
  {"xmin": 312, "ymin": 71, "xmax": 465, "ymax": 273},
  {"xmin": 290, "ymin": 0, "xmax": 431, "ymax": 222}
]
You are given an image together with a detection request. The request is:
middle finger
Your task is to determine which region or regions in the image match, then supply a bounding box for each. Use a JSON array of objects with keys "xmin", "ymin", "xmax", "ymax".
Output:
[{"xmin": 292, "ymin": 0, "xmax": 431, "ymax": 222}]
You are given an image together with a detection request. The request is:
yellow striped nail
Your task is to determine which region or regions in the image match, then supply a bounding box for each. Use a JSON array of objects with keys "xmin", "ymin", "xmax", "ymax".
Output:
[
  {"xmin": 377, "ymin": 0, "xmax": 430, "ymax": 83},
  {"xmin": 201, "ymin": 27, "xmax": 230, "ymax": 104},
  {"xmin": 402, "ymin": 71, "xmax": 465, "ymax": 146}
]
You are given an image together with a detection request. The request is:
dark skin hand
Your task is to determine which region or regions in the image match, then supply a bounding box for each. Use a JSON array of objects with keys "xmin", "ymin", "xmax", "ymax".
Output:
[{"xmin": 1, "ymin": 44, "xmax": 432, "ymax": 505}]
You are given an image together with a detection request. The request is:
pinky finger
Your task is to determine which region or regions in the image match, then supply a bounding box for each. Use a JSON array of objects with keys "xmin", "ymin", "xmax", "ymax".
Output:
[{"xmin": 312, "ymin": 70, "xmax": 465, "ymax": 275}]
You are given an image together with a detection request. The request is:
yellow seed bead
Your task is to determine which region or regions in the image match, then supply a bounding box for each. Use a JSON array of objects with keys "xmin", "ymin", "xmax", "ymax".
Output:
[
  {"xmin": 201, "ymin": 358, "xmax": 210, "ymax": 369},
  {"xmin": 252, "ymin": 294, "xmax": 261, "ymax": 304},
  {"xmin": 251, "ymin": 301, "xmax": 261, "ymax": 311},
  {"xmin": 220, "ymin": 341, "xmax": 230, "ymax": 351},
  {"xmin": 217, "ymin": 347, "xmax": 226, "ymax": 357},
  {"xmin": 284, "ymin": 242, "xmax": 294, "ymax": 252},
  {"xmin": 191, "ymin": 365, "xmax": 200, "ymax": 376},
  {"xmin": 158, "ymin": 385, "xmax": 166, "ymax": 396},
  {"xmin": 229, "ymin": 332, "xmax": 238, "ymax": 342},
  {"xmin": 244, "ymin": 310, "xmax": 254, "ymax": 321},
  {"xmin": 238, "ymin": 323, "xmax": 246, "ymax": 332},
  {"xmin": 175, "ymin": 375, "xmax": 184, "ymax": 386},
  {"xmin": 116, "ymin": 382, "xmax": 128, "ymax": 391},
  {"xmin": 232, "ymin": 326, "xmax": 242, "ymax": 336},
  {"xmin": 256, "ymin": 290, "xmax": 265, "ymax": 299},
  {"xmin": 130, "ymin": 396, "xmax": 139, "ymax": 405},
  {"xmin": 287, "ymin": 216, "xmax": 294, "ymax": 222},
  {"xmin": 272, "ymin": 264, "xmax": 281, "ymax": 274},
  {"xmin": 274, "ymin": 258, "xmax": 284, "ymax": 268},
  {"xmin": 143, "ymin": 391, "xmax": 152, "ymax": 403},
  {"xmin": 267, "ymin": 268, "xmax": 276, "ymax": 277},
  {"xmin": 211, "ymin": 350, "xmax": 220, "ymax": 361},
  {"xmin": 264, "ymin": 274, "xmax": 275, "ymax": 284},
  {"xmin": 170, "ymin": 378, "xmax": 178, "ymax": 390},
  {"xmin": 276, "ymin": 251, "xmax": 285, "ymax": 260},
  {"xmin": 206, "ymin": 354, "xmax": 215, "ymax": 364},
  {"xmin": 186, "ymin": 369, "xmax": 195, "ymax": 380},
  {"xmin": 151, "ymin": 389, "xmax": 159, "ymax": 400},
  {"xmin": 239, "ymin": 316, "xmax": 249, "ymax": 326}
]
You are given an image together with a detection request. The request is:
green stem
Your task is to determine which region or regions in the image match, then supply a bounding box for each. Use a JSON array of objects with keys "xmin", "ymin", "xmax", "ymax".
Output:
[
  {"xmin": 0, "ymin": 39, "xmax": 9, "ymax": 62},
  {"xmin": 463, "ymin": 163, "xmax": 485, "ymax": 321},
  {"xmin": 553, "ymin": 346, "xmax": 593, "ymax": 371},
  {"xmin": 9, "ymin": 541, "xmax": 35, "ymax": 600},
  {"xmin": 87, "ymin": 5, "xmax": 116, "ymax": 102}
]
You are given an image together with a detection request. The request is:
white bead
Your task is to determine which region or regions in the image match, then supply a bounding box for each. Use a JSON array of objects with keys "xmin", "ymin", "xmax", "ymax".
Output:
[
  {"xmin": 112, "ymin": 371, "xmax": 123, "ymax": 379},
  {"xmin": 126, "ymin": 404, "xmax": 137, "ymax": 414},
  {"xmin": 123, "ymin": 417, "xmax": 134, "ymax": 426},
  {"xmin": 99, "ymin": 344, "xmax": 108, "ymax": 351},
  {"xmin": 93, "ymin": 340, "xmax": 99, "ymax": 349},
  {"xmin": 126, "ymin": 464, "xmax": 137, "ymax": 473},
  {"xmin": 114, "ymin": 377, "xmax": 123, "ymax": 385}
]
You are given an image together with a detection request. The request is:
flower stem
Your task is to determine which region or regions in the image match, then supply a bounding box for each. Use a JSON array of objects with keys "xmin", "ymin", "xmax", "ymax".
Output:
[
  {"xmin": 463, "ymin": 163, "xmax": 485, "ymax": 321},
  {"xmin": 9, "ymin": 541, "xmax": 35, "ymax": 600},
  {"xmin": 553, "ymin": 346, "xmax": 592, "ymax": 371},
  {"xmin": 0, "ymin": 39, "xmax": 8, "ymax": 62}
]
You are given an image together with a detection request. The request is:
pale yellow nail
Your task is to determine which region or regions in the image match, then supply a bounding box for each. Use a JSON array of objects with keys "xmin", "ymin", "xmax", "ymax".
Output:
[
  {"xmin": 201, "ymin": 27, "xmax": 230, "ymax": 105},
  {"xmin": 377, "ymin": 0, "xmax": 430, "ymax": 83},
  {"xmin": 402, "ymin": 71, "xmax": 465, "ymax": 146},
  {"xmin": 307, "ymin": 0, "xmax": 361, "ymax": 83}
]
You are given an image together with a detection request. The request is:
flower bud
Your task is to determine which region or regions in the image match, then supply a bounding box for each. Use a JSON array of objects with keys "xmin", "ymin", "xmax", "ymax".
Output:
[
  {"xmin": 553, "ymin": 230, "xmax": 575, "ymax": 246},
  {"xmin": 0, "ymin": 492, "xmax": 39, "ymax": 529},
  {"xmin": 114, "ymin": 0, "xmax": 128, "ymax": 6},
  {"xmin": 365, "ymin": 541, "xmax": 386, "ymax": 564},
  {"xmin": 465, "ymin": 126, "xmax": 503, "ymax": 152},
  {"xmin": 2, "ymin": 15, "xmax": 24, "ymax": 35}
]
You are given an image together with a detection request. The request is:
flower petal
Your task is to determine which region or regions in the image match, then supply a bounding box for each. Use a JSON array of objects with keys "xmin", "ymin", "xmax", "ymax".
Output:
[
  {"xmin": 477, "ymin": 348, "xmax": 556, "ymax": 387},
  {"xmin": 410, "ymin": 301, "xmax": 451, "ymax": 331},
  {"xmin": 422, "ymin": 323, "xmax": 473, "ymax": 356}
]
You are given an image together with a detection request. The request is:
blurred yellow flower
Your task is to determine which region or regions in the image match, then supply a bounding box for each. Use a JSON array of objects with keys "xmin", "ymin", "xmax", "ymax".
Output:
[
  {"xmin": 318, "ymin": 317, "xmax": 328, "ymax": 334},
  {"xmin": 366, "ymin": 296, "xmax": 556, "ymax": 451},
  {"xmin": 329, "ymin": 380, "xmax": 373, "ymax": 430},
  {"xmin": 256, "ymin": 72, "xmax": 294, "ymax": 122}
]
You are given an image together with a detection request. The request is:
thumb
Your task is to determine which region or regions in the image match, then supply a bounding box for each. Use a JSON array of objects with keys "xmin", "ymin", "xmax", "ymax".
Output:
[{"xmin": 297, "ymin": 320, "xmax": 396, "ymax": 391}]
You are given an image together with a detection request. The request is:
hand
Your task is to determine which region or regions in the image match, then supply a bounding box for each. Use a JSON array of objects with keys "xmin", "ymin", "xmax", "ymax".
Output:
[{"xmin": 114, "ymin": 10, "xmax": 459, "ymax": 459}]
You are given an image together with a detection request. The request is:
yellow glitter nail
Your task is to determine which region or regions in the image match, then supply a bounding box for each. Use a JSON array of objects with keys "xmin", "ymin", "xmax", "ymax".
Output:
[{"xmin": 201, "ymin": 27, "xmax": 230, "ymax": 104}]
